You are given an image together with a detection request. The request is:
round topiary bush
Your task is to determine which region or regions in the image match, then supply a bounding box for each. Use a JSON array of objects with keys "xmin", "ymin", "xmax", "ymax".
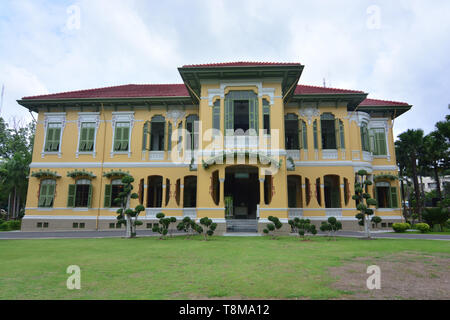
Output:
[
  {"xmin": 415, "ymin": 223, "xmax": 430, "ymax": 233},
  {"xmin": 392, "ymin": 222, "xmax": 410, "ymax": 233}
]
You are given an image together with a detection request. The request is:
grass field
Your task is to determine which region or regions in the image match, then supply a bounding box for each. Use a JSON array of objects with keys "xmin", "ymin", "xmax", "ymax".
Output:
[{"xmin": 0, "ymin": 235, "xmax": 449, "ymax": 300}]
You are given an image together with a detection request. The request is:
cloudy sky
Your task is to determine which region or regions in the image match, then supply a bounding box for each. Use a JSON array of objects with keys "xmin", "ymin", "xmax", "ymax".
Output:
[{"xmin": 0, "ymin": 0, "xmax": 449, "ymax": 136}]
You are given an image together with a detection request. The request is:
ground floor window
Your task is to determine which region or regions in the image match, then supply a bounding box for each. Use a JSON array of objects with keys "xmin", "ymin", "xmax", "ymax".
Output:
[
  {"xmin": 184, "ymin": 176, "xmax": 197, "ymax": 208},
  {"xmin": 375, "ymin": 183, "xmax": 398, "ymax": 208},
  {"xmin": 324, "ymin": 175, "xmax": 341, "ymax": 208},
  {"xmin": 147, "ymin": 176, "xmax": 163, "ymax": 208},
  {"xmin": 68, "ymin": 179, "xmax": 92, "ymax": 208},
  {"xmin": 104, "ymin": 179, "xmax": 124, "ymax": 208},
  {"xmin": 287, "ymin": 175, "xmax": 302, "ymax": 208},
  {"xmin": 38, "ymin": 179, "xmax": 56, "ymax": 208}
]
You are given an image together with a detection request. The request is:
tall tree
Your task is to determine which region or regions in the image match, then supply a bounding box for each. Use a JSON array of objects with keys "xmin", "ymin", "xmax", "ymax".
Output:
[
  {"xmin": 421, "ymin": 130, "xmax": 448, "ymax": 202},
  {"xmin": 395, "ymin": 129, "xmax": 424, "ymax": 221}
]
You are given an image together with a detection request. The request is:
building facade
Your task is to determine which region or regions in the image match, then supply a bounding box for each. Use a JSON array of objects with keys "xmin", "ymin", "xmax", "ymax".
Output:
[{"xmin": 18, "ymin": 62, "xmax": 411, "ymax": 233}]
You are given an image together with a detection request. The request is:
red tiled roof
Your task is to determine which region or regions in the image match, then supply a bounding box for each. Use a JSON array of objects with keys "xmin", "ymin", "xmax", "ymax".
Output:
[
  {"xmin": 22, "ymin": 84, "xmax": 190, "ymax": 100},
  {"xmin": 359, "ymin": 98, "xmax": 409, "ymax": 107},
  {"xmin": 182, "ymin": 61, "xmax": 302, "ymax": 68},
  {"xmin": 295, "ymin": 84, "xmax": 365, "ymax": 95}
]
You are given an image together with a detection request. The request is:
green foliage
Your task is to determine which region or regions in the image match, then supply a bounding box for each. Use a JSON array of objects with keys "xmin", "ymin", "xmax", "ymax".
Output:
[
  {"xmin": 102, "ymin": 169, "xmax": 131, "ymax": 178},
  {"xmin": 66, "ymin": 169, "xmax": 96, "ymax": 178},
  {"xmin": 31, "ymin": 169, "xmax": 61, "ymax": 179},
  {"xmin": 152, "ymin": 212, "xmax": 177, "ymax": 239},
  {"xmin": 415, "ymin": 223, "xmax": 430, "ymax": 233},
  {"xmin": 371, "ymin": 216, "xmax": 382, "ymax": 228},
  {"xmin": 0, "ymin": 219, "xmax": 21, "ymax": 231},
  {"xmin": 263, "ymin": 216, "xmax": 282, "ymax": 239},
  {"xmin": 199, "ymin": 217, "xmax": 217, "ymax": 240},
  {"xmin": 320, "ymin": 217, "xmax": 342, "ymax": 240},
  {"xmin": 289, "ymin": 218, "xmax": 316, "ymax": 240},
  {"xmin": 176, "ymin": 217, "xmax": 199, "ymax": 238},
  {"xmin": 392, "ymin": 223, "xmax": 411, "ymax": 233},
  {"xmin": 422, "ymin": 207, "xmax": 449, "ymax": 228}
]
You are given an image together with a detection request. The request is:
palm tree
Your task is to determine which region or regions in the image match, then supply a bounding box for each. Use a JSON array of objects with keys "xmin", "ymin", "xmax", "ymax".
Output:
[{"xmin": 395, "ymin": 129, "xmax": 424, "ymax": 221}]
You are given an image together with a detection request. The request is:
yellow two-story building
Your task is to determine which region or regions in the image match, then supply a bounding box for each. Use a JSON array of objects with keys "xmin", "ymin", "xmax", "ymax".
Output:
[{"xmin": 18, "ymin": 62, "xmax": 411, "ymax": 233}]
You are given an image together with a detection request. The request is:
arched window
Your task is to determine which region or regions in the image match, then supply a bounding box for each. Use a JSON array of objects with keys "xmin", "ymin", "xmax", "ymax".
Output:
[
  {"xmin": 147, "ymin": 175, "xmax": 163, "ymax": 208},
  {"xmin": 264, "ymin": 174, "xmax": 273, "ymax": 205},
  {"xmin": 285, "ymin": 113, "xmax": 299, "ymax": 150},
  {"xmin": 184, "ymin": 176, "xmax": 197, "ymax": 208},
  {"xmin": 211, "ymin": 170, "xmax": 220, "ymax": 206},
  {"xmin": 150, "ymin": 115, "xmax": 165, "ymax": 151},
  {"xmin": 287, "ymin": 175, "xmax": 302, "ymax": 208},
  {"xmin": 38, "ymin": 179, "xmax": 56, "ymax": 208},
  {"xmin": 305, "ymin": 178, "xmax": 311, "ymax": 206},
  {"xmin": 316, "ymin": 178, "xmax": 322, "ymax": 206},
  {"xmin": 324, "ymin": 175, "xmax": 341, "ymax": 208},
  {"xmin": 68, "ymin": 179, "xmax": 92, "ymax": 208},
  {"xmin": 320, "ymin": 113, "xmax": 337, "ymax": 149}
]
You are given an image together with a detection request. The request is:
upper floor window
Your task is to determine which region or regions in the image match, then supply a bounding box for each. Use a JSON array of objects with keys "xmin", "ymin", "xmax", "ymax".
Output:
[
  {"xmin": 38, "ymin": 179, "xmax": 56, "ymax": 208},
  {"xmin": 212, "ymin": 100, "xmax": 220, "ymax": 132},
  {"xmin": 320, "ymin": 113, "xmax": 336, "ymax": 149},
  {"xmin": 285, "ymin": 113, "xmax": 299, "ymax": 150},
  {"xmin": 360, "ymin": 123, "xmax": 370, "ymax": 152},
  {"xmin": 186, "ymin": 115, "xmax": 199, "ymax": 151},
  {"xmin": 150, "ymin": 115, "xmax": 165, "ymax": 151},
  {"xmin": 114, "ymin": 122, "xmax": 130, "ymax": 152},
  {"xmin": 79, "ymin": 122, "xmax": 96, "ymax": 152},
  {"xmin": 224, "ymin": 91, "xmax": 258, "ymax": 133},
  {"xmin": 338, "ymin": 120, "xmax": 345, "ymax": 149},
  {"xmin": 300, "ymin": 119, "xmax": 307, "ymax": 149},
  {"xmin": 44, "ymin": 123, "xmax": 62, "ymax": 152},
  {"xmin": 263, "ymin": 99, "xmax": 270, "ymax": 135},
  {"xmin": 370, "ymin": 128, "xmax": 387, "ymax": 155},
  {"xmin": 313, "ymin": 120, "xmax": 318, "ymax": 150}
]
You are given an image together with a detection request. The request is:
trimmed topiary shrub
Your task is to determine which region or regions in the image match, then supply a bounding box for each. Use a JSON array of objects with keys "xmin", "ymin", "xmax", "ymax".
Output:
[
  {"xmin": 415, "ymin": 223, "xmax": 430, "ymax": 233},
  {"xmin": 392, "ymin": 222, "xmax": 410, "ymax": 233},
  {"xmin": 263, "ymin": 216, "xmax": 282, "ymax": 239}
]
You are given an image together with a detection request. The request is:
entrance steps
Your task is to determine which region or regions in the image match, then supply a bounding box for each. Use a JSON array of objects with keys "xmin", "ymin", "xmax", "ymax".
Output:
[{"xmin": 226, "ymin": 219, "xmax": 258, "ymax": 233}]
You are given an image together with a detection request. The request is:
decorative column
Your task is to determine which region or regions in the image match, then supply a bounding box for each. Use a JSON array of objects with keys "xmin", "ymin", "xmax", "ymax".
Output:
[
  {"xmin": 162, "ymin": 183, "xmax": 166, "ymax": 208},
  {"xmin": 259, "ymin": 177, "xmax": 265, "ymax": 207},
  {"xmin": 340, "ymin": 177, "xmax": 346, "ymax": 208},
  {"xmin": 180, "ymin": 183, "xmax": 184, "ymax": 209},
  {"xmin": 219, "ymin": 177, "xmax": 225, "ymax": 207}
]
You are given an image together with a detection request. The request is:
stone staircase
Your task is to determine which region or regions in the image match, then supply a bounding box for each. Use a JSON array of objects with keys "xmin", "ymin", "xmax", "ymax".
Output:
[{"xmin": 226, "ymin": 219, "xmax": 258, "ymax": 233}]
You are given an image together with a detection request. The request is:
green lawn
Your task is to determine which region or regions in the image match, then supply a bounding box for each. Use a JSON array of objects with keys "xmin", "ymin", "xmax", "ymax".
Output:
[{"xmin": 0, "ymin": 236, "xmax": 449, "ymax": 300}]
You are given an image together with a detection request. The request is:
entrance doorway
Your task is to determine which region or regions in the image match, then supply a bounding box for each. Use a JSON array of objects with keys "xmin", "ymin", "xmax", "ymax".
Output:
[{"xmin": 225, "ymin": 166, "xmax": 259, "ymax": 219}]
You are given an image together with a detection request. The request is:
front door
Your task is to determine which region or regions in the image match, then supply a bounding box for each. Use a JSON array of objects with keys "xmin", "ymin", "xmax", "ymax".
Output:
[{"xmin": 225, "ymin": 166, "xmax": 259, "ymax": 219}]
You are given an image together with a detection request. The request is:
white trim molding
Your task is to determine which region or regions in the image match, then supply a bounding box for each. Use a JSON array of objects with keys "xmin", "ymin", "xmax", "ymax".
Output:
[
  {"xmin": 41, "ymin": 112, "xmax": 66, "ymax": 158},
  {"xmin": 76, "ymin": 112, "xmax": 100, "ymax": 158},
  {"xmin": 110, "ymin": 111, "xmax": 134, "ymax": 158}
]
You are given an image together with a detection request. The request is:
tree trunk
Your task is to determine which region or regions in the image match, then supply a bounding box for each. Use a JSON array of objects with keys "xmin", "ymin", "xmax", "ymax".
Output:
[
  {"xmin": 411, "ymin": 157, "xmax": 422, "ymax": 221},
  {"xmin": 400, "ymin": 173, "xmax": 408, "ymax": 220},
  {"xmin": 433, "ymin": 164, "xmax": 442, "ymax": 202},
  {"xmin": 125, "ymin": 194, "xmax": 132, "ymax": 238}
]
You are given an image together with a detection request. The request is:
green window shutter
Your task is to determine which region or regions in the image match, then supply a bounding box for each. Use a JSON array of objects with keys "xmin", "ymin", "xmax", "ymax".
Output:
[
  {"xmin": 313, "ymin": 120, "xmax": 318, "ymax": 150},
  {"xmin": 302, "ymin": 121, "xmax": 308, "ymax": 149},
  {"xmin": 224, "ymin": 99, "xmax": 233, "ymax": 132},
  {"xmin": 376, "ymin": 131, "xmax": 387, "ymax": 155},
  {"xmin": 114, "ymin": 127, "xmax": 122, "ymax": 151},
  {"xmin": 67, "ymin": 184, "xmax": 76, "ymax": 208},
  {"xmin": 335, "ymin": 118, "xmax": 340, "ymax": 149},
  {"xmin": 79, "ymin": 127, "xmax": 87, "ymax": 151},
  {"xmin": 104, "ymin": 184, "xmax": 112, "ymax": 208},
  {"xmin": 298, "ymin": 119, "xmax": 303, "ymax": 149},
  {"xmin": 248, "ymin": 99, "xmax": 258, "ymax": 132},
  {"xmin": 87, "ymin": 127, "xmax": 95, "ymax": 151},
  {"xmin": 369, "ymin": 129, "xmax": 376, "ymax": 153},
  {"xmin": 374, "ymin": 187, "xmax": 379, "ymax": 209},
  {"xmin": 121, "ymin": 126, "xmax": 130, "ymax": 151},
  {"xmin": 390, "ymin": 187, "xmax": 398, "ymax": 208},
  {"xmin": 52, "ymin": 128, "xmax": 61, "ymax": 151},
  {"xmin": 167, "ymin": 122, "xmax": 172, "ymax": 151},
  {"xmin": 339, "ymin": 120, "xmax": 345, "ymax": 149},
  {"xmin": 45, "ymin": 183, "xmax": 55, "ymax": 207},
  {"xmin": 38, "ymin": 184, "xmax": 48, "ymax": 207},
  {"xmin": 87, "ymin": 185, "xmax": 93, "ymax": 208},
  {"xmin": 142, "ymin": 121, "xmax": 149, "ymax": 151},
  {"xmin": 45, "ymin": 128, "xmax": 53, "ymax": 151}
]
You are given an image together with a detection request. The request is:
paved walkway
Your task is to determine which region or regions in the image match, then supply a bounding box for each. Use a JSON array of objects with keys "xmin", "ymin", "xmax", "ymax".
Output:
[{"xmin": 0, "ymin": 230, "xmax": 449, "ymax": 240}]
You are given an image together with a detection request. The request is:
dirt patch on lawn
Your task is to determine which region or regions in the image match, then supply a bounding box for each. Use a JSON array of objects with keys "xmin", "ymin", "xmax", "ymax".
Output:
[{"xmin": 329, "ymin": 252, "xmax": 450, "ymax": 300}]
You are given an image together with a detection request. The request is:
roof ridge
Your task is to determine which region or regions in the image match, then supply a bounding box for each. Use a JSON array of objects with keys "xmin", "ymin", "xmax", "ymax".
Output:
[
  {"xmin": 182, "ymin": 61, "xmax": 301, "ymax": 68},
  {"xmin": 22, "ymin": 83, "xmax": 187, "ymax": 100},
  {"xmin": 361, "ymin": 97, "xmax": 409, "ymax": 105},
  {"xmin": 296, "ymin": 84, "xmax": 365, "ymax": 93}
]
